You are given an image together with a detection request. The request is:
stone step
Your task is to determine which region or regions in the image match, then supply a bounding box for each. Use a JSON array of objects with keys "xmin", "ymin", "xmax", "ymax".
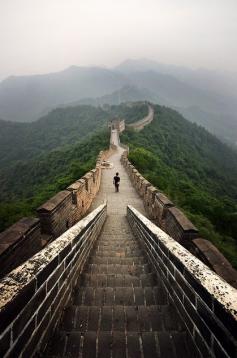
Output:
[
  {"xmin": 94, "ymin": 240, "xmax": 139, "ymax": 248},
  {"xmin": 80, "ymin": 273, "xmax": 157, "ymax": 287},
  {"xmin": 94, "ymin": 248, "xmax": 143, "ymax": 257},
  {"xmin": 94, "ymin": 243, "xmax": 141, "ymax": 252},
  {"xmin": 45, "ymin": 330, "xmax": 198, "ymax": 358},
  {"xmin": 59, "ymin": 305, "xmax": 186, "ymax": 333},
  {"xmin": 73, "ymin": 286, "xmax": 168, "ymax": 306},
  {"xmin": 99, "ymin": 230, "xmax": 134, "ymax": 235},
  {"xmin": 89, "ymin": 256, "xmax": 147, "ymax": 265},
  {"xmin": 97, "ymin": 232, "xmax": 135, "ymax": 239},
  {"xmin": 85, "ymin": 263, "xmax": 151, "ymax": 275}
]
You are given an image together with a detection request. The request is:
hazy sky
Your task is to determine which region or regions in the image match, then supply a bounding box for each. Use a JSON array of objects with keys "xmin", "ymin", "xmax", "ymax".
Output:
[{"xmin": 0, "ymin": 0, "xmax": 236, "ymax": 80}]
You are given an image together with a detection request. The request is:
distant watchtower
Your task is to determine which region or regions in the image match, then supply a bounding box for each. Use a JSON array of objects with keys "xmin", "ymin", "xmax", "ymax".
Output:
[{"xmin": 108, "ymin": 118, "xmax": 125, "ymax": 133}]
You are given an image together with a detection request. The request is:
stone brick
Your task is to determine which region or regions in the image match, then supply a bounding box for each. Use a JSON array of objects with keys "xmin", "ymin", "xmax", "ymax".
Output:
[
  {"xmin": 157, "ymin": 332, "xmax": 176, "ymax": 358},
  {"xmin": 127, "ymin": 332, "xmax": 141, "ymax": 358},
  {"xmin": 0, "ymin": 278, "xmax": 36, "ymax": 335},
  {"xmin": 142, "ymin": 332, "xmax": 158, "ymax": 358},
  {"xmin": 100, "ymin": 306, "xmax": 113, "ymax": 331},
  {"xmin": 82, "ymin": 331, "xmax": 97, "ymax": 358},
  {"xmin": 37, "ymin": 190, "xmax": 73, "ymax": 237},
  {"xmin": 98, "ymin": 332, "xmax": 113, "ymax": 358},
  {"xmin": 113, "ymin": 306, "xmax": 125, "ymax": 330},
  {"xmin": 164, "ymin": 207, "xmax": 198, "ymax": 244},
  {"xmin": 112, "ymin": 332, "xmax": 126, "ymax": 357},
  {"xmin": 0, "ymin": 328, "xmax": 11, "ymax": 357},
  {"xmin": 0, "ymin": 218, "xmax": 42, "ymax": 279},
  {"xmin": 37, "ymin": 284, "xmax": 58, "ymax": 324},
  {"xmin": 47, "ymin": 262, "xmax": 64, "ymax": 292},
  {"xmin": 13, "ymin": 283, "xmax": 46, "ymax": 340},
  {"xmin": 36, "ymin": 256, "xmax": 59, "ymax": 288},
  {"xmin": 8, "ymin": 318, "xmax": 36, "ymax": 358}
]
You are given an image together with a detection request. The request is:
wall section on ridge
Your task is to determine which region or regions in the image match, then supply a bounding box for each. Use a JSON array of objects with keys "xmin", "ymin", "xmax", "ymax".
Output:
[
  {"xmin": 0, "ymin": 146, "xmax": 115, "ymax": 279},
  {"xmin": 121, "ymin": 151, "xmax": 237, "ymax": 288}
]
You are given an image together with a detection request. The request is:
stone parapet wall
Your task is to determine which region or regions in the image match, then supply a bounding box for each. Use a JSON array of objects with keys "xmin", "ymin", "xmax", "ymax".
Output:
[
  {"xmin": 109, "ymin": 119, "xmax": 125, "ymax": 133},
  {"xmin": 121, "ymin": 152, "xmax": 237, "ymax": 288},
  {"xmin": 0, "ymin": 203, "xmax": 107, "ymax": 358},
  {"xmin": 0, "ymin": 218, "xmax": 46, "ymax": 280},
  {"xmin": 126, "ymin": 105, "xmax": 154, "ymax": 131},
  {"xmin": 0, "ymin": 147, "xmax": 114, "ymax": 279},
  {"xmin": 127, "ymin": 205, "xmax": 237, "ymax": 358},
  {"xmin": 191, "ymin": 238, "xmax": 237, "ymax": 288},
  {"xmin": 37, "ymin": 190, "xmax": 73, "ymax": 237}
]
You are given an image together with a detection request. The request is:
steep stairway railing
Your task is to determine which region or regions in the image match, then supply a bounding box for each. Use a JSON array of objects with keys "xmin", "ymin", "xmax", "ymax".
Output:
[
  {"xmin": 0, "ymin": 203, "xmax": 107, "ymax": 358},
  {"xmin": 42, "ymin": 208, "xmax": 198, "ymax": 357},
  {"xmin": 127, "ymin": 205, "xmax": 237, "ymax": 358}
]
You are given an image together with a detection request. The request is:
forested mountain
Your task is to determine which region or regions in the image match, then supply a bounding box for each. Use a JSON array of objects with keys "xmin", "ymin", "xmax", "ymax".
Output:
[
  {"xmin": 0, "ymin": 129, "xmax": 109, "ymax": 231},
  {"xmin": 0, "ymin": 103, "xmax": 148, "ymax": 231},
  {"xmin": 0, "ymin": 103, "xmax": 149, "ymax": 170},
  {"xmin": 1, "ymin": 101, "xmax": 236, "ymax": 268},
  {"xmin": 0, "ymin": 106, "xmax": 110, "ymax": 168},
  {"xmin": 121, "ymin": 105, "xmax": 237, "ymax": 267},
  {"xmin": 0, "ymin": 59, "xmax": 236, "ymax": 147}
]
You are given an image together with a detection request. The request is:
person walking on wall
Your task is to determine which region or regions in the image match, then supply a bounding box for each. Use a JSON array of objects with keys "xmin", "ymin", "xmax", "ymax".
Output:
[{"xmin": 113, "ymin": 172, "xmax": 120, "ymax": 192}]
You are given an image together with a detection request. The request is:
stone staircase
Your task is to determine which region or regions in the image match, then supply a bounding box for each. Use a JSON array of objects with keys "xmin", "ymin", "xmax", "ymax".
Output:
[{"xmin": 44, "ymin": 215, "xmax": 200, "ymax": 357}]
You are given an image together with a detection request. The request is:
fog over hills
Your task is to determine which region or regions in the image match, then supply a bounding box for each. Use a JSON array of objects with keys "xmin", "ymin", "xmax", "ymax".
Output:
[
  {"xmin": 0, "ymin": 66, "xmax": 126, "ymax": 122},
  {"xmin": 116, "ymin": 58, "xmax": 237, "ymax": 98},
  {"xmin": 0, "ymin": 58, "xmax": 236, "ymax": 145}
]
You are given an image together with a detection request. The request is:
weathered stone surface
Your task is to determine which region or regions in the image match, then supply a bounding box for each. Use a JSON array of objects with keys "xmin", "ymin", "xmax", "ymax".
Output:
[
  {"xmin": 43, "ymin": 131, "xmax": 199, "ymax": 358},
  {"xmin": 127, "ymin": 204, "xmax": 237, "ymax": 357},
  {"xmin": 121, "ymin": 146, "xmax": 237, "ymax": 290},
  {"xmin": 1, "ymin": 127, "xmax": 236, "ymax": 357},
  {"xmin": 0, "ymin": 145, "xmax": 107, "ymax": 278},
  {"xmin": 0, "ymin": 218, "xmax": 42, "ymax": 279},
  {"xmin": 193, "ymin": 238, "xmax": 237, "ymax": 288},
  {"xmin": 0, "ymin": 203, "xmax": 106, "ymax": 357},
  {"xmin": 37, "ymin": 191, "xmax": 71, "ymax": 213}
]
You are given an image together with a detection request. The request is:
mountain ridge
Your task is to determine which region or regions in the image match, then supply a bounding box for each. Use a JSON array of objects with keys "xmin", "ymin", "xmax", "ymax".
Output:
[{"xmin": 0, "ymin": 58, "xmax": 236, "ymax": 146}]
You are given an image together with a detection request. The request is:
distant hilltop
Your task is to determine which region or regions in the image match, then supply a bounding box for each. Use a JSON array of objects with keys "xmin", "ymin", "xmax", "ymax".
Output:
[{"xmin": 0, "ymin": 58, "xmax": 236, "ymax": 146}]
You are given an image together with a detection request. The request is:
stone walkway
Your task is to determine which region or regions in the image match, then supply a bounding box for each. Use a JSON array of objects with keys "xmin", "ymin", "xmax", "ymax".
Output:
[{"xmin": 44, "ymin": 131, "xmax": 199, "ymax": 357}]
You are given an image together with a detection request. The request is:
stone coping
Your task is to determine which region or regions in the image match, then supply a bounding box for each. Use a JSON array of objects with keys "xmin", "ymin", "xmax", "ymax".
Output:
[
  {"xmin": 127, "ymin": 205, "xmax": 237, "ymax": 320},
  {"xmin": 168, "ymin": 206, "xmax": 198, "ymax": 231},
  {"xmin": 37, "ymin": 190, "xmax": 71, "ymax": 213},
  {"xmin": 155, "ymin": 192, "xmax": 173, "ymax": 206},
  {"xmin": 67, "ymin": 180, "xmax": 84, "ymax": 191},
  {"xmin": 0, "ymin": 203, "xmax": 106, "ymax": 313},
  {"xmin": 0, "ymin": 217, "xmax": 39, "ymax": 245}
]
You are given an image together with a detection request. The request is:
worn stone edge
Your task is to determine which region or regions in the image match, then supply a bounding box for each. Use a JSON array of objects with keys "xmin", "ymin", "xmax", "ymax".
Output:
[
  {"xmin": 0, "ymin": 203, "xmax": 106, "ymax": 311},
  {"xmin": 128, "ymin": 204, "xmax": 237, "ymax": 319}
]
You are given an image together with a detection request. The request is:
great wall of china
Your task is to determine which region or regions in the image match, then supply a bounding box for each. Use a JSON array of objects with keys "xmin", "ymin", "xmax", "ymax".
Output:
[{"xmin": 0, "ymin": 105, "xmax": 236, "ymax": 357}]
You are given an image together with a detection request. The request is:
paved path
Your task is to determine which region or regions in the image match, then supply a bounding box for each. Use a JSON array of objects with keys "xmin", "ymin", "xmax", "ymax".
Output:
[
  {"xmin": 126, "ymin": 104, "xmax": 154, "ymax": 131},
  {"xmin": 44, "ymin": 131, "xmax": 199, "ymax": 357},
  {"xmin": 90, "ymin": 130, "xmax": 146, "ymax": 216}
]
